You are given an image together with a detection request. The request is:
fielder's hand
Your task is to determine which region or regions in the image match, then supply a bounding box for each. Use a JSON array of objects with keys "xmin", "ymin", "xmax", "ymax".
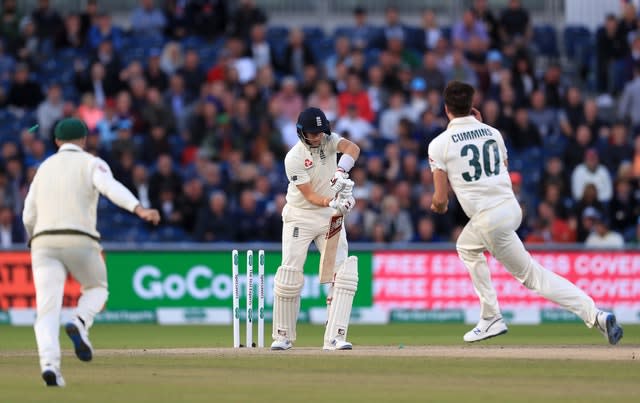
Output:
[
  {"xmin": 329, "ymin": 170, "xmax": 350, "ymax": 194},
  {"xmin": 470, "ymin": 107, "xmax": 483, "ymax": 122},
  {"xmin": 329, "ymin": 195, "xmax": 355, "ymax": 216},
  {"xmin": 134, "ymin": 205, "xmax": 161, "ymax": 225}
]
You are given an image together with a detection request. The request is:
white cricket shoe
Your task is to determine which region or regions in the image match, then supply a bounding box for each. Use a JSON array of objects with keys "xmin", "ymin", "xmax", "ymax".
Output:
[
  {"xmin": 594, "ymin": 311, "xmax": 623, "ymax": 345},
  {"xmin": 463, "ymin": 316, "xmax": 508, "ymax": 343},
  {"xmin": 270, "ymin": 339, "xmax": 293, "ymax": 350},
  {"xmin": 65, "ymin": 316, "xmax": 93, "ymax": 362},
  {"xmin": 323, "ymin": 340, "xmax": 353, "ymax": 351},
  {"xmin": 42, "ymin": 365, "xmax": 65, "ymax": 387}
]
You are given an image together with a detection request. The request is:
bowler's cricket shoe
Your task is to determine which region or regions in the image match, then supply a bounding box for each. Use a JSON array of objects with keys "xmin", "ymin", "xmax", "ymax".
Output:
[
  {"xmin": 271, "ymin": 339, "xmax": 293, "ymax": 350},
  {"xmin": 65, "ymin": 316, "xmax": 94, "ymax": 361},
  {"xmin": 463, "ymin": 316, "xmax": 508, "ymax": 342},
  {"xmin": 323, "ymin": 340, "xmax": 353, "ymax": 351},
  {"xmin": 42, "ymin": 365, "xmax": 65, "ymax": 387},
  {"xmin": 595, "ymin": 311, "xmax": 623, "ymax": 345}
]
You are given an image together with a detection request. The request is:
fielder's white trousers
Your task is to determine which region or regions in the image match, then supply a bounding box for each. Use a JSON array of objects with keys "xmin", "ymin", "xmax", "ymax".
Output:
[
  {"xmin": 456, "ymin": 198, "xmax": 598, "ymax": 327},
  {"xmin": 31, "ymin": 235, "xmax": 108, "ymax": 371}
]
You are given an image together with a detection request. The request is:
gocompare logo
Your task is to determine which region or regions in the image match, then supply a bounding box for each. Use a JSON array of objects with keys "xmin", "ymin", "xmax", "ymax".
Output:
[
  {"xmin": 132, "ymin": 265, "xmax": 327, "ymax": 301},
  {"xmin": 133, "ymin": 265, "xmax": 234, "ymax": 300}
]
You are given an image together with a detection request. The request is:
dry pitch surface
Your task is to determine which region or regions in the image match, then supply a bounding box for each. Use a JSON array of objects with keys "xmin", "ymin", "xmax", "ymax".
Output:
[{"xmin": 2, "ymin": 345, "xmax": 638, "ymax": 361}]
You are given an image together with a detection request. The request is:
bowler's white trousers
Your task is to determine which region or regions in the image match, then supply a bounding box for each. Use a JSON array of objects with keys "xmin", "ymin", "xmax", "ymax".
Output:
[
  {"xmin": 456, "ymin": 198, "xmax": 598, "ymax": 327},
  {"xmin": 31, "ymin": 235, "xmax": 109, "ymax": 371}
]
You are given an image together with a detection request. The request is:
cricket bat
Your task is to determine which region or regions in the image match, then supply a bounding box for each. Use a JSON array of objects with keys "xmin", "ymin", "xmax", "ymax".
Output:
[{"xmin": 319, "ymin": 214, "xmax": 344, "ymax": 283}]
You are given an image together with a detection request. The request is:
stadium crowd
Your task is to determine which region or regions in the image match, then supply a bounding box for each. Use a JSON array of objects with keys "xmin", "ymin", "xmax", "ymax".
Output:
[{"xmin": 0, "ymin": 0, "xmax": 639, "ymax": 247}]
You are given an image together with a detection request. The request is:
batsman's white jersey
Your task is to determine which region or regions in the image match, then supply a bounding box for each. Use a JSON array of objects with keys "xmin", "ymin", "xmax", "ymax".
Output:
[
  {"xmin": 285, "ymin": 133, "xmax": 342, "ymax": 210},
  {"xmin": 428, "ymin": 116, "xmax": 598, "ymax": 327},
  {"xmin": 23, "ymin": 143, "xmax": 141, "ymax": 373}
]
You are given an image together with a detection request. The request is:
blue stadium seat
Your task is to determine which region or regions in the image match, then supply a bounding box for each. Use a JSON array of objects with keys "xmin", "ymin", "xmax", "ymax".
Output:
[
  {"xmin": 563, "ymin": 25, "xmax": 592, "ymax": 60},
  {"xmin": 302, "ymin": 26, "xmax": 324, "ymax": 42},
  {"xmin": 533, "ymin": 24, "xmax": 559, "ymax": 58},
  {"xmin": 267, "ymin": 25, "xmax": 289, "ymax": 44},
  {"xmin": 333, "ymin": 26, "xmax": 355, "ymax": 40}
]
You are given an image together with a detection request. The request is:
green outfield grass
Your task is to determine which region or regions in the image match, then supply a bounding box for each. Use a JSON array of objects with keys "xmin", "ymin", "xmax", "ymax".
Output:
[{"xmin": 1, "ymin": 324, "xmax": 639, "ymax": 403}]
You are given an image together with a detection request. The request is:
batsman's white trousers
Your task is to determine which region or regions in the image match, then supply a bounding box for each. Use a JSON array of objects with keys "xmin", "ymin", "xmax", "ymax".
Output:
[
  {"xmin": 272, "ymin": 205, "xmax": 348, "ymax": 341},
  {"xmin": 31, "ymin": 235, "xmax": 109, "ymax": 371},
  {"xmin": 456, "ymin": 198, "xmax": 598, "ymax": 327},
  {"xmin": 280, "ymin": 204, "xmax": 348, "ymax": 274}
]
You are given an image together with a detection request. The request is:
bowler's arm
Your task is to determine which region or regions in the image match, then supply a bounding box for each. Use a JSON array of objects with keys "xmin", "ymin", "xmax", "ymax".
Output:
[{"xmin": 431, "ymin": 169, "xmax": 449, "ymax": 214}]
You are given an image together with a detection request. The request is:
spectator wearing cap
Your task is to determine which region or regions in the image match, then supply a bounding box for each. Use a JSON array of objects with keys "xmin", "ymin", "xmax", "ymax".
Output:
[
  {"xmin": 585, "ymin": 211, "xmax": 624, "ymax": 249},
  {"xmin": 573, "ymin": 185, "xmax": 605, "ymax": 241},
  {"xmin": 407, "ymin": 77, "xmax": 428, "ymax": 122},
  {"xmin": 6, "ymin": 63, "xmax": 43, "ymax": 110},
  {"xmin": 571, "ymin": 148, "xmax": 613, "ymax": 203},
  {"xmin": 130, "ymin": 0, "xmax": 167, "ymax": 38}
]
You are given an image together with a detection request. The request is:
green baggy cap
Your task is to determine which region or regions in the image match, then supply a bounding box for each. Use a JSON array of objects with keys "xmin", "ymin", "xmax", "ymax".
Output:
[{"xmin": 54, "ymin": 118, "xmax": 88, "ymax": 140}]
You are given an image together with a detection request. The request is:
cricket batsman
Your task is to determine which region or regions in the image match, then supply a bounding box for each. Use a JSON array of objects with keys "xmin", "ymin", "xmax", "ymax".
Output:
[{"xmin": 271, "ymin": 107, "xmax": 360, "ymax": 350}]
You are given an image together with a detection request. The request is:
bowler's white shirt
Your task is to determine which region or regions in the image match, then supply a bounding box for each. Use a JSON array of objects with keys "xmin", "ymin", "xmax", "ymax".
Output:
[{"xmin": 428, "ymin": 116, "xmax": 514, "ymax": 218}]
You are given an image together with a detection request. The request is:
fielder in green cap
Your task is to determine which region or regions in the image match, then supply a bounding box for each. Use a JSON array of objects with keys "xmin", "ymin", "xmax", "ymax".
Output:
[
  {"xmin": 54, "ymin": 117, "xmax": 89, "ymax": 141},
  {"xmin": 23, "ymin": 117, "xmax": 161, "ymax": 387}
]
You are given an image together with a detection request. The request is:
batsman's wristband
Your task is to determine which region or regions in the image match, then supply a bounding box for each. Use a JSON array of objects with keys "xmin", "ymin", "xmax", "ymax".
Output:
[{"xmin": 337, "ymin": 154, "xmax": 355, "ymax": 172}]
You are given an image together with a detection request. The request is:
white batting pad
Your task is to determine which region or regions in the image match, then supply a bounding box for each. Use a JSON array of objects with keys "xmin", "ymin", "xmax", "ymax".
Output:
[
  {"xmin": 324, "ymin": 256, "xmax": 358, "ymax": 348},
  {"xmin": 272, "ymin": 265, "xmax": 304, "ymax": 342}
]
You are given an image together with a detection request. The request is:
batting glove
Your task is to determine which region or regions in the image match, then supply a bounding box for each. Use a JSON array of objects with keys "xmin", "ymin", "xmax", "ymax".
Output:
[
  {"xmin": 329, "ymin": 195, "xmax": 355, "ymax": 215},
  {"xmin": 329, "ymin": 170, "xmax": 350, "ymax": 194},
  {"xmin": 338, "ymin": 179, "xmax": 354, "ymax": 199}
]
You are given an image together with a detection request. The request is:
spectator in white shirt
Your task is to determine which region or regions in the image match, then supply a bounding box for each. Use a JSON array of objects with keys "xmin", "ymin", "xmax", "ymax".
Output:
[
  {"xmin": 585, "ymin": 213, "xmax": 625, "ymax": 249},
  {"xmin": 571, "ymin": 148, "xmax": 613, "ymax": 203},
  {"xmin": 334, "ymin": 104, "xmax": 375, "ymax": 149}
]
